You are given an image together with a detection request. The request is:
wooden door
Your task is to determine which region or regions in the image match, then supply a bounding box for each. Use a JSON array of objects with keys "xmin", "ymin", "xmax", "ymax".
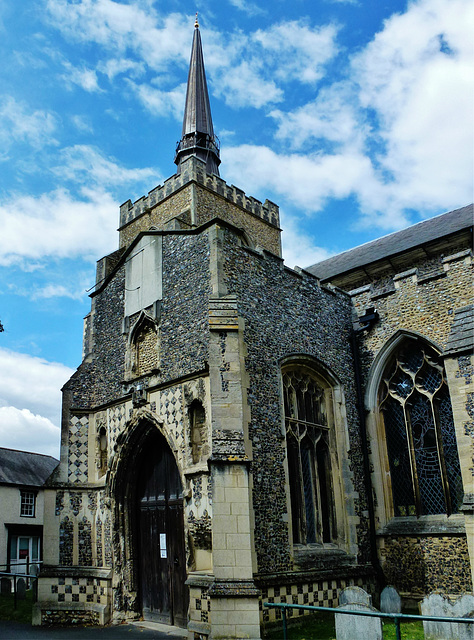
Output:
[{"xmin": 137, "ymin": 431, "xmax": 188, "ymax": 627}]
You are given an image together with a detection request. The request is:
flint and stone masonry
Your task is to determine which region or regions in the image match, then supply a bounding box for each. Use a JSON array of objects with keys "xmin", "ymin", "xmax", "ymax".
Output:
[{"xmin": 34, "ymin": 21, "xmax": 473, "ymax": 640}]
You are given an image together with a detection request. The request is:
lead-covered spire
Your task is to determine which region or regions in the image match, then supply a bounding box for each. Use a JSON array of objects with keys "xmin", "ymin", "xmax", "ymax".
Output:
[{"xmin": 174, "ymin": 16, "xmax": 220, "ymax": 176}]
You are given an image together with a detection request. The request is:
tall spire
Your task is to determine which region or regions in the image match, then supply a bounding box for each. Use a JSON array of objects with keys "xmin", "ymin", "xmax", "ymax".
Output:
[{"xmin": 174, "ymin": 15, "xmax": 221, "ymax": 176}]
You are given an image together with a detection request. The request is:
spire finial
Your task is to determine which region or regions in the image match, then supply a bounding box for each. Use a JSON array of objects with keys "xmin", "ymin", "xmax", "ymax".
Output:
[{"xmin": 195, "ymin": 13, "xmax": 199, "ymax": 28}]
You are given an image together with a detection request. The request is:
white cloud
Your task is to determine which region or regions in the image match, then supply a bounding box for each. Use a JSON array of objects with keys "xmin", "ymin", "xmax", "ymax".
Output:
[
  {"xmin": 0, "ymin": 349, "xmax": 72, "ymax": 423},
  {"xmin": 0, "ymin": 407, "xmax": 60, "ymax": 459},
  {"xmin": 45, "ymin": 4, "xmax": 340, "ymax": 110},
  {"xmin": 129, "ymin": 81, "xmax": 187, "ymax": 119},
  {"xmin": 223, "ymin": 0, "xmax": 473, "ymax": 230},
  {"xmin": 62, "ymin": 62, "xmax": 102, "ymax": 92},
  {"xmin": 252, "ymin": 21, "xmax": 340, "ymax": 84},
  {"xmin": 54, "ymin": 144, "xmax": 159, "ymax": 188},
  {"xmin": 0, "ymin": 187, "xmax": 117, "ymax": 266},
  {"xmin": 31, "ymin": 283, "xmax": 87, "ymax": 301},
  {"xmin": 222, "ymin": 143, "xmax": 380, "ymax": 214},
  {"xmin": 71, "ymin": 115, "xmax": 94, "ymax": 133},
  {"xmin": 0, "ymin": 146, "xmax": 159, "ymax": 266},
  {"xmin": 45, "ymin": 1, "xmax": 190, "ymax": 71},
  {"xmin": 351, "ymin": 0, "xmax": 474, "ymax": 216},
  {"xmin": 207, "ymin": 20, "xmax": 339, "ymax": 109},
  {"xmin": 270, "ymin": 83, "xmax": 364, "ymax": 149},
  {"xmin": 211, "ymin": 59, "xmax": 283, "ymax": 109},
  {"xmin": 227, "ymin": 0, "xmax": 265, "ymax": 17},
  {"xmin": 0, "ymin": 97, "xmax": 57, "ymax": 152},
  {"xmin": 99, "ymin": 57, "xmax": 145, "ymax": 80},
  {"xmin": 280, "ymin": 212, "xmax": 333, "ymax": 270}
]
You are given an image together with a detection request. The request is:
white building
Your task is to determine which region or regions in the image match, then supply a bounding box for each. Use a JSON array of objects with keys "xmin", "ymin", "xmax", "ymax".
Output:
[{"xmin": 0, "ymin": 448, "xmax": 58, "ymax": 577}]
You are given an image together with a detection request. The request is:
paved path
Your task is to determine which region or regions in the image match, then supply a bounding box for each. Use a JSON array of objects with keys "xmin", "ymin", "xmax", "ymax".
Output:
[{"xmin": 0, "ymin": 620, "xmax": 188, "ymax": 639}]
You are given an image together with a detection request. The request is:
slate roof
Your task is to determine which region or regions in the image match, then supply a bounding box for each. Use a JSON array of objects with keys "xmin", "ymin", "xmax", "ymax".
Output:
[
  {"xmin": 444, "ymin": 305, "xmax": 474, "ymax": 356},
  {"xmin": 307, "ymin": 204, "xmax": 473, "ymax": 282},
  {"xmin": 0, "ymin": 447, "xmax": 59, "ymax": 487}
]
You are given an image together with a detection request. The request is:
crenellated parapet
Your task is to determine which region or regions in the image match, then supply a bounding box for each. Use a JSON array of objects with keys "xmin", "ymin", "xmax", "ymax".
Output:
[{"xmin": 119, "ymin": 155, "xmax": 280, "ymax": 230}]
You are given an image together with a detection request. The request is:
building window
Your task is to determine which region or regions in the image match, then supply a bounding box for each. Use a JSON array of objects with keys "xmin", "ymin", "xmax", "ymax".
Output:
[
  {"xmin": 20, "ymin": 491, "xmax": 36, "ymax": 517},
  {"xmin": 98, "ymin": 427, "xmax": 108, "ymax": 477},
  {"xmin": 9, "ymin": 534, "xmax": 40, "ymax": 572},
  {"xmin": 283, "ymin": 368, "xmax": 335, "ymax": 545},
  {"xmin": 379, "ymin": 339, "xmax": 463, "ymax": 517},
  {"xmin": 189, "ymin": 400, "xmax": 206, "ymax": 464}
]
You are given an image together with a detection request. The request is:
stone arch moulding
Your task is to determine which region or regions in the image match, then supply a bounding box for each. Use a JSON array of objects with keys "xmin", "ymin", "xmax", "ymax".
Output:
[
  {"xmin": 106, "ymin": 410, "xmax": 184, "ymax": 608},
  {"xmin": 279, "ymin": 353, "xmax": 342, "ymax": 387},
  {"xmin": 364, "ymin": 329, "xmax": 444, "ymax": 411},
  {"xmin": 108, "ymin": 409, "xmax": 183, "ymax": 499},
  {"xmin": 364, "ymin": 329, "xmax": 458, "ymax": 528},
  {"xmin": 128, "ymin": 309, "xmax": 158, "ymax": 344},
  {"xmin": 126, "ymin": 310, "xmax": 159, "ymax": 378}
]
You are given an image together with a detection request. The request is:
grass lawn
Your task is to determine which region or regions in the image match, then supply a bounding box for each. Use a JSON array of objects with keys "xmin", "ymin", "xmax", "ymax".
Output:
[
  {"xmin": 263, "ymin": 611, "xmax": 425, "ymax": 639},
  {"xmin": 0, "ymin": 590, "xmax": 34, "ymax": 624}
]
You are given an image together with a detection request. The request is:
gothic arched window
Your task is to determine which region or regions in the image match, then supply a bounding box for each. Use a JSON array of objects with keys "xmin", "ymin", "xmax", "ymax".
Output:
[
  {"xmin": 379, "ymin": 340, "xmax": 463, "ymax": 517},
  {"xmin": 283, "ymin": 368, "xmax": 336, "ymax": 545}
]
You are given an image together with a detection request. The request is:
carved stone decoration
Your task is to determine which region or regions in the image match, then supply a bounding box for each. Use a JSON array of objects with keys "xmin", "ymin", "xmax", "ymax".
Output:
[{"xmin": 188, "ymin": 509, "xmax": 212, "ymax": 550}]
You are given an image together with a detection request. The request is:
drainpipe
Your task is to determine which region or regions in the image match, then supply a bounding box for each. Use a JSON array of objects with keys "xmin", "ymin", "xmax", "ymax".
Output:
[{"xmin": 350, "ymin": 309, "xmax": 385, "ymax": 594}]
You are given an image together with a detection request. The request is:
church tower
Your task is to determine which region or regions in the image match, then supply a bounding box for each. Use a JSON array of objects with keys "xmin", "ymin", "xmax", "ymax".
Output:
[{"xmin": 35, "ymin": 19, "xmax": 374, "ymax": 639}]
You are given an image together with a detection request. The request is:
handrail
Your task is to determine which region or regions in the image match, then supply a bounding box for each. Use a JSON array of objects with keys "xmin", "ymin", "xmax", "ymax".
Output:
[
  {"xmin": 0, "ymin": 568, "xmax": 40, "ymax": 610},
  {"xmin": 0, "ymin": 571, "xmax": 39, "ymax": 579},
  {"xmin": 0, "ymin": 560, "xmax": 43, "ymax": 570},
  {"xmin": 264, "ymin": 602, "xmax": 474, "ymax": 640}
]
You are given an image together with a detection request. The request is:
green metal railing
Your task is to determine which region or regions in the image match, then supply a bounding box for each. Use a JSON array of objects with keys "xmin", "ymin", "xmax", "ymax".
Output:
[
  {"xmin": 0, "ymin": 561, "xmax": 41, "ymax": 609},
  {"xmin": 264, "ymin": 602, "xmax": 474, "ymax": 640}
]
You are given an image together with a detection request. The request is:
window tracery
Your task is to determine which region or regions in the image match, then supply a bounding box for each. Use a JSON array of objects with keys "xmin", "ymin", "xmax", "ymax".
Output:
[
  {"xmin": 283, "ymin": 369, "xmax": 335, "ymax": 545},
  {"xmin": 379, "ymin": 340, "xmax": 463, "ymax": 517}
]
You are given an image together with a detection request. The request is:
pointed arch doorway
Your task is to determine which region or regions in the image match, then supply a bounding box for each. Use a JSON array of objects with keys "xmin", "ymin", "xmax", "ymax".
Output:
[{"xmin": 136, "ymin": 428, "xmax": 188, "ymax": 627}]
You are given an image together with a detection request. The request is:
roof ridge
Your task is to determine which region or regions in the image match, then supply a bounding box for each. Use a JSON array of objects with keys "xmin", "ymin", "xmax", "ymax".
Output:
[
  {"xmin": 307, "ymin": 204, "xmax": 473, "ymax": 280},
  {"xmin": 0, "ymin": 446, "xmax": 58, "ymax": 460}
]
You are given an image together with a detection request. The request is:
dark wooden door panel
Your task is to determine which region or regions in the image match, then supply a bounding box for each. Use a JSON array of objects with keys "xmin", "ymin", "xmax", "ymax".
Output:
[
  {"xmin": 137, "ymin": 431, "xmax": 188, "ymax": 627},
  {"xmin": 167, "ymin": 502, "xmax": 188, "ymax": 628}
]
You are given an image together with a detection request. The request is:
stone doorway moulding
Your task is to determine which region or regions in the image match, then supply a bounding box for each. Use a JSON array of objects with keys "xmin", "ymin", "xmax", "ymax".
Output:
[{"xmin": 107, "ymin": 411, "xmax": 189, "ymax": 627}]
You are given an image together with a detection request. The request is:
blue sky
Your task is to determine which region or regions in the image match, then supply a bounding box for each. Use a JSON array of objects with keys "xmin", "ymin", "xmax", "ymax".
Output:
[{"xmin": 0, "ymin": 0, "xmax": 472, "ymax": 457}]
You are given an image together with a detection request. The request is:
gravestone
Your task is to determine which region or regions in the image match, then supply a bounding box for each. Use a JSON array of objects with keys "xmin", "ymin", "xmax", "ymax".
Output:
[
  {"xmin": 380, "ymin": 586, "xmax": 401, "ymax": 614},
  {"xmin": 335, "ymin": 586, "xmax": 382, "ymax": 640},
  {"xmin": 1, "ymin": 577, "xmax": 11, "ymax": 595},
  {"xmin": 421, "ymin": 593, "xmax": 474, "ymax": 640},
  {"xmin": 30, "ymin": 564, "xmax": 40, "ymax": 602},
  {"xmin": 339, "ymin": 586, "xmax": 372, "ymax": 606},
  {"xmin": 16, "ymin": 577, "xmax": 26, "ymax": 600}
]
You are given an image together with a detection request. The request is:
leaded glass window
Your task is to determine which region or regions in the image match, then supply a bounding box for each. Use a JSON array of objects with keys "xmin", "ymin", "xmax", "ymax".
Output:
[
  {"xmin": 283, "ymin": 369, "xmax": 335, "ymax": 544},
  {"xmin": 380, "ymin": 340, "xmax": 463, "ymax": 517}
]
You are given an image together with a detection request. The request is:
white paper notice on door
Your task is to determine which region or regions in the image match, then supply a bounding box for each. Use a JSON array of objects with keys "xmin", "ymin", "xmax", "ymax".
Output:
[{"xmin": 160, "ymin": 533, "xmax": 167, "ymax": 558}]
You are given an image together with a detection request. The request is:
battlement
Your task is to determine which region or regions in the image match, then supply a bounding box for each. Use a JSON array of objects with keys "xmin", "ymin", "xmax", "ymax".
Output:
[{"xmin": 119, "ymin": 156, "xmax": 280, "ymax": 230}]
